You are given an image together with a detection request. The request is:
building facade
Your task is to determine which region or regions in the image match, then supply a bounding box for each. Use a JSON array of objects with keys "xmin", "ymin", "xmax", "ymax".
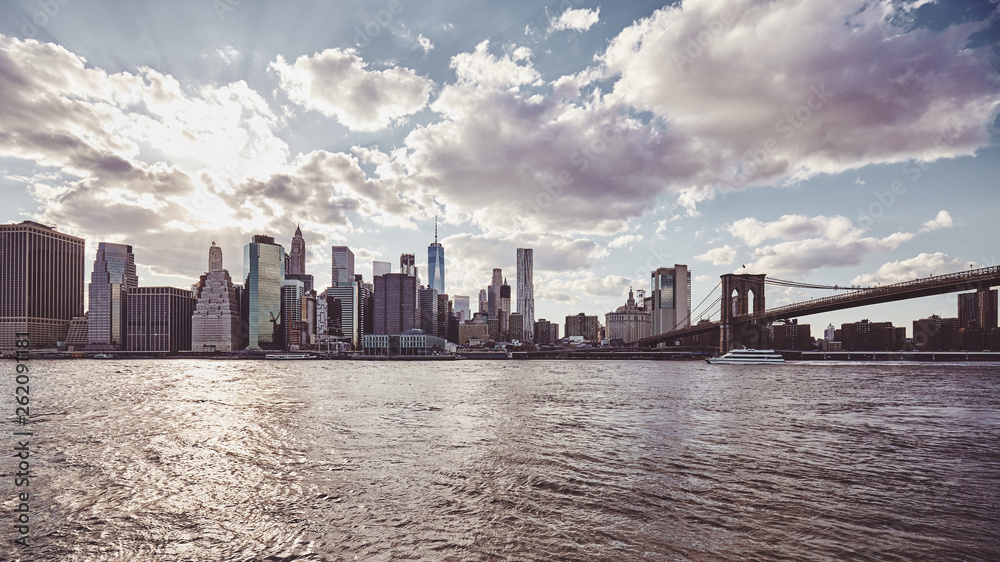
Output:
[
  {"xmin": 373, "ymin": 260, "xmax": 391, "ymax": 277},
  {"xmin": 565, "ymin": 313, "xmax": 599, "ymax": 342},
  {"xmin": 331, "ymin": 246, "xmax": 355, "ymax": 286},
  {"xmin": 517, "ymin": 248, "xmax": 534, "ymax": 342},
  {"xmin": 289, "ymin": 225, "xmax": 306, "ymax": 276},
  {"xmin": 243, "ymin": 235, "xmax": 285, "ymax": 350},
  {"xmin": 453, "ymin": 295, "xmax": 470, "ymax": 323},
  {"xmin": 192, "ymin": 242, "xmax": 242, "ymax": 352},
  {"xmin": 428, "ymin": 218, "xmax": 445, "ymax": 295},
  {"xmin": 508, "ymin": 312, "xmax": 524, "ymax": 343},
  {"xmin": 534, "ymin": 318, "xmax": 552, "ymax": 345},
  {"xmin": 374, "ymin": 273, "xmax": 418, "ymax": 334},
  {"xmin": 281, "ymin": 279, "xmax": 305, "ymax": 350},
  {"xmin": 605, "ymin": 288, "xmax": 651, "ymax": 345},
  {"xmin": 0, "ymin": 221, "xmax": 85, "ymax": 352},
  {"xmin": 362, "ymin": 332, "xmax": 447, "ymax": 356},
  {"xmin": 87, "ymin": 242, "xmax": 138, "ymax": 350},
  {"xmin": 126, "ymin": 287, "xmax": 195, "ymax": 352},
  {"xmin": 650, "ymin": 265, "xmax": 691, "ymax": 336},
  {"xmin": 958, "ymin": 289, "xmax": 998, "ymax": 329}
]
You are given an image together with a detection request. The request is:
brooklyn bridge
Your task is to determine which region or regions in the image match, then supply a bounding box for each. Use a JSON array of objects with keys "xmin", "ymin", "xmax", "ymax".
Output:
[{"xmin": 637, "ymin": 265, "xmax": 1000, "ymax": 351}]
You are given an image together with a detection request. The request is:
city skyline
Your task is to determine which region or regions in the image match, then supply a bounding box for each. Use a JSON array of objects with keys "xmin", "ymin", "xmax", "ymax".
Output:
[{"xmin": 0, "ymin": 1, "xmax": 998, "ymax": 332}]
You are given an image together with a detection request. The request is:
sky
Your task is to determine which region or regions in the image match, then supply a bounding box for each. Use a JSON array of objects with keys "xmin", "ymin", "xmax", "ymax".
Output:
[{"xmin": 1, "ymin": 0, "xmax": 998, "ymax": 336}]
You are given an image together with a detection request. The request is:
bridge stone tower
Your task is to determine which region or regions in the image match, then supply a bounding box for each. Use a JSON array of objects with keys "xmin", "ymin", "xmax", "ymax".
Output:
[{"xmin": 720, "ymin": 273, "xmax": 769, "ymax": 351}]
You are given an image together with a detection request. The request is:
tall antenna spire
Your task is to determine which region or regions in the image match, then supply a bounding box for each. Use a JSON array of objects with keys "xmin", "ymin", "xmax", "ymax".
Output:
[{"xmin": 434, "ymin": 215, "xmax": 438, "ymax": 244}]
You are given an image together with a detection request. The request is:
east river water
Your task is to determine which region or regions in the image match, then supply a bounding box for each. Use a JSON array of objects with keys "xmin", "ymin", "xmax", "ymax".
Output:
[{"xmin": 2, "ymin": 359, "xmax": 999, "ymax": 560}]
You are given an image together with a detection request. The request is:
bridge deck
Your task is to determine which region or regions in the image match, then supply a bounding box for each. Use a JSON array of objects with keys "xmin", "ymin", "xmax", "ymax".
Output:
[{"xmin": 638, "ymin": 265, "xmax": 1000, "ymax": 347}]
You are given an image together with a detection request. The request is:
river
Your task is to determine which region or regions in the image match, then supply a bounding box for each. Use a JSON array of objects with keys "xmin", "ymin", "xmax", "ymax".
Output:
[{"xmin": 3, "ymin": 359, "xmax": 999, "ymax": 560}]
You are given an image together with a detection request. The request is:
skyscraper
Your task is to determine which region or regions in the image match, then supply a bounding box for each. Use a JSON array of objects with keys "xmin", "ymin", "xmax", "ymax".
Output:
[
  {"xmin": 650, "ymin": 265, "xmax": 691, "ymax": 335},
  {"xmin": 400, "ymin": 253, "xmax": 416, "ymax": 277},
  {"xmin": 289, "ymin": 225, "xmax": 306, "ymax": 276},
  {"xmin": 373, "ymin": 260, "xmax": 391, "ymax": 277},
  {"xmin": 428, "ymin": 217, "xmax": 445, "ymax": 295},
  {"xmin": 453, "ymin": 295, "xmax": 470, "ymax": 323},
  {"xmin": 478, "ymin": 289, "xmax": 488, "ymax": 315},
  {"xmin": 126, "ymin": 287, "xmax": 195, "ymax": 352},
  {"xmin": 331, "ymin": 246, "xmax": 355, "ymax": 285},
  {"xmin": 490, "ymin": 268, "xmax": 503, "ymax": 317},
  {"xmin": 516, "ymin": 248, "xmax": 534, "ymax": 342},
  {"xmin": 192, "ymin": 242, "xmax": 241, "ymax": 352},
  {"xmin": 374, "ymin": 273, "xmax": 418, "ymax": 334},
  {"xmin": 243, "ymin": 235, "xmax": 284, "ymax": 350},
  {"xmin": 419, "ymin": 286, "xmax": 439, "ymax": 336},
  {"xmin": 87, "ymin": 242, "xmax": 138, "ymax": 351},
  {"xmin": 499, "ymin": 279, "xmax": 511, "ymax": 338},
  {"xmin": 0, "ymin": 221, "xmax": 85, "ymax": 352},
  {"xmin": 281, "ymin": 279, "xmax": 305, "ymax": 350}
]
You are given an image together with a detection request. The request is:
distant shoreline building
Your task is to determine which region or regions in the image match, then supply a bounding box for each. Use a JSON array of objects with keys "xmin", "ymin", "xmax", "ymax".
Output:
[
  {"xmin": 0, "ymin": 221, "xmax": 85, "ymax": 352},
  {"xmin": 192, "ymin": 242, "xmax": 241, "ymax": 352},
  {"xmin": 87, "ymin": 242, "xmax": 137, "ymax": 351},
  {"xmin": 243, "ymin": 235, "xmax": 284, "ymax": 350},
  {"xmin": 605, "ymin": 287, "xmax": 650, "ymax": 345},
  {"xmin": 428, "ymin": 217, "xmax": 445, "ymax": 295},
  {"xmin": 650, "ymin": 265, "xmax": 690, "ymax": 336},
  {"xmin": 517, "ymin": 248, "xmax": 534, "ymax": 342},
  {"xmin": 126, "ymin": 287, "xmax": 195, "ymax": 352}
]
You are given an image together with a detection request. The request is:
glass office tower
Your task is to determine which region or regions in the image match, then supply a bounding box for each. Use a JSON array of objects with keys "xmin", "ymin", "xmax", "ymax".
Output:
[
  {"xmin": 244, "ymin": 235, "xmax": 285, "ymax": 350},
  {"xmin": 428, "ymin": 217, "xmax": 445, "ymax": 294},
  {"xmin": 87, "ymin": 242, "xmax": 137, "ymax": 350}
]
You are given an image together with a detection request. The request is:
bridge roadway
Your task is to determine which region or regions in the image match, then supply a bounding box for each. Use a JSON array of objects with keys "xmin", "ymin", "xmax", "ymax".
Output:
[{"xmin": 638, "ymin": 265, "xmax": 1000, "ymax": 348}]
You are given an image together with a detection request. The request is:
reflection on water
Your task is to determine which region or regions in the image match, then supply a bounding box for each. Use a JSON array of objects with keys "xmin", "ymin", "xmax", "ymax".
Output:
[{"xmin": 4, "ymin": 360, "xmax": 999, "ymax": 560}]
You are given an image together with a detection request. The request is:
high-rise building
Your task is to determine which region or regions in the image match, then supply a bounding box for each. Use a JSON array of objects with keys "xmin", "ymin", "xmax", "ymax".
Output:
[
  {"xmin": 0, "ymin": 221, "xmax": 85, "ymax": 352},
  {"xmin": 517, "ymin": 248, "xmax": 534, "ymax": 342},
  {"xmin": 650, "ymin": 265, "xmax": 691, "ymax": 336},
  {"xmin": 509, "ymin": 312, "xmax": 524, "ymax": 343},
  {"xmin": 428, "ymin": 217, "xmax": 445, "ymax": 295},
  {"xmin": 281, "ymin": 279, "xmax": 305, "ymax": 350},
  {"xmin": 192, "ymin": 242, "xmax": 241, "ymax": 352},
  {"xmin": 824, "ymin": 323, "xmax": 836, "ymax": 341},
  {"xmin": 605, "ymin": 288, "xmax": 650, "ymax": 345},
  {"xmin": 841, "ymin": 319, "xmax": 904, "ymax": 351},
  {"xmin": 770, "ymin": 319, "xmax": 812, "ymax": 351},
  {"xmin": 323, "ymin": 282, "xmax": 362, "ymax": 349},
  {"xmin": 453, "ymin": 295, "xmax": 471, "ymax": 323},
  {"xmin": 289, "ymin": 225, "xmax": 306, "ymax": 276},
  {"xmin": 374, "ymin": 273, "xmax": 418, "ymax": 334},
  {"xmin": 400, "ymin": 253, "xmax": 416, "ymax": 277},
  {"xmin": 373, "ymin": 260, "xmax": 391, "ymax": 277},
  {"xmin": 499, "ymin": 280, "xmax": 511, "ymax": 339},
  {"xmin": 958, "ymin": 289, "xmax": 998, "ymax": 329},
  {"xmin": 565, "ymin": 313, "xmax": 599, "ymax": 341},
  {"xmin": 534, "ymin": 318, "xmax": 552, "ymax": 345},
  {"xmin": 208, "ymin": 242, "xmax": 223, "ymax": 273},
  {"xmin": 436, "ymin": 293, "xmax": 451, "ymax": 341},
  {"xmin": 126, "ymin": 287, "xmax": 195, "ymax": 352},
  {"xmin": 243, "ymin": 235, "xmax": 284, "ymax": 350},
  {"xmin": 490, "ymin": 268, "xmax": 503, "ymax": 317},
  {"xmin": 419, "ymin": 286, "xmax": 439, "ymax": 336},
  {"xmin": 87, "ymin": 242, "xmax": 138, "ymax": 351},
  {"xmin": 478, "ymin": 289, "xmax": 488, "ymax": 315},
  {"xmin": 331, "ymin": 246, "xmax": 355, "ymax": 286}
]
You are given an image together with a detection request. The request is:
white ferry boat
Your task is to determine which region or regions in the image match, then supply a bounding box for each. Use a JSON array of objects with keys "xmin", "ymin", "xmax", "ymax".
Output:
[
  {"xmin": 265, "ymin": 353, "xmax": 316, "ymax": 360},
  {"xmin": 707, "ymin": 348, "xmax": 785, "ymax": 364}
]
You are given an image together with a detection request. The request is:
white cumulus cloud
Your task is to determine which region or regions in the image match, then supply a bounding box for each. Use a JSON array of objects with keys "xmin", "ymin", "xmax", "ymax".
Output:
[
  {"xmin": 271, "ymin": 48, "xmax": 433, "ymax": 131},
  {"xmin": 549, "ymin": 8, "xmax": 600, "ymax": 32}
]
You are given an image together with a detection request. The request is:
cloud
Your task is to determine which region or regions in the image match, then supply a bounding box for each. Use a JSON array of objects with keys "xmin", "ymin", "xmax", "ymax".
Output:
[
  {"xmin": 920, "ymin": 210, "xmax": 954, "ymax": 232},
  {"xmin": 852, "ymin": 252, "xmax": 967, "ymax": 284},
  {"xmin": 449, "ymin": 40, "xmax": 541, "ymax": 89},
  {"xmin": 417, "ymin": 34, "xmax": 434, "ymax": 54},
  {"xmin": 728, "ymin": 215, "xmax": 855, "ymax": 246},
  {"xmin": 725, "ymin": 213, "xmax": 948, "ymax": 277},
  {"xmin": 697, "ymin": 244, "xmax": 738, "ymax": 265},
  {"xmin": 271, "ymin": 48, "xmax": 434, "ymax": 131},
  {"xmin": 599, "ymin": 0, "xmax": 1000, "ymax": 206},
  {"xmin": 608, "ymin": 234, "xmax": 643, "ymax": 249},
  {"xmin": 549, "ymin": 7, "xmax": 600, "ymax": 32}
]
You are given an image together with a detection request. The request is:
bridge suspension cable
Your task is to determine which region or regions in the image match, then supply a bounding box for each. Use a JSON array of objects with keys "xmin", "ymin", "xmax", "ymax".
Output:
[
  {"xmin": 683, "ymin": 280, "xmax": 722, "ymax": 325},
  {"xmin": 764, "ymin": 277, "xmax": 875, "ymax": 291}
]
